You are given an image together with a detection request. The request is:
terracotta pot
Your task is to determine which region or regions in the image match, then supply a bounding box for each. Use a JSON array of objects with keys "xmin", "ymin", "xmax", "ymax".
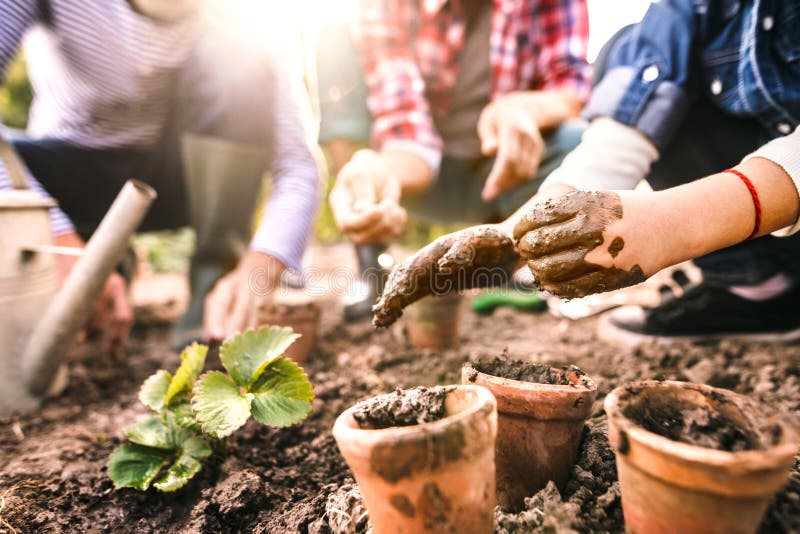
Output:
[
  {"xmin": 605, "ymin": 380, "xmax": 799, "ymax": 534},
  {"xmin": 462, "ymin": 363, "xmax": 597, "ymax": 510},
  {"xmin": 258, "ymin": 295, "xmax": 320, "ymax": 364},
  {"xmin": 404, "ymin": 294, "xmax": 462, "ymax": 349},
  {"xmin": 332, "ymin": 385, "xmax": 497, "ymax": 534}
]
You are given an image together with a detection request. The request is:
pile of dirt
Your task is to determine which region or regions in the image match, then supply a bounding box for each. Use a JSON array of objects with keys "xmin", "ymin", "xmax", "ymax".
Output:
[
  {"xmin": 1, "ymin": 267, "xmax": 798, "ymax": 533},
  {"xmin": 623, "ymin": 400, "xmax": 755, "ymax": 452},
  {"xmin": 469, "ymin": 356, "xmax": 590, "ymax": 387},
  {"xmin": 351, "ymin": 386, "xmax": 454, "ymax": 429}
]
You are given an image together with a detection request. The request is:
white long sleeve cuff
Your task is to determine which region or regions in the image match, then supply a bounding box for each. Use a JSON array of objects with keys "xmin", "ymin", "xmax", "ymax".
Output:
[
  {"xmin": 741, "ymin": 126, "xmax": 800, "ymax": 237},
  {"xmin": 541, "ymin": 117, "xmax": 659, "ymax": 192}
]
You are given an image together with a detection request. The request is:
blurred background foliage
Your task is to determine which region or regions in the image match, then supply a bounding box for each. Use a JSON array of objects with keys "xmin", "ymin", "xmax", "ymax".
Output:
[{"xmin": 2, "ymin": 53, "xmax": 450, "ymax": 273}]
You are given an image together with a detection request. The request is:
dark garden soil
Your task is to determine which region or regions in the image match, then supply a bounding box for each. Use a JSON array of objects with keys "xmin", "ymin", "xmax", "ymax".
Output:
[
  {"xmin": 351, "ymin": 386, "xmax": 452, "ymax": 429},
  {"xmin": 623, "ymin": 397, "xmax": 756, "ymax": 452},
  {"xmin": 469, "ymin": 357, "xmax": 590, "ymax": 387},
  {"xmin": 1, "ymin": 266, "xmax": 799, "ymax": 532}
]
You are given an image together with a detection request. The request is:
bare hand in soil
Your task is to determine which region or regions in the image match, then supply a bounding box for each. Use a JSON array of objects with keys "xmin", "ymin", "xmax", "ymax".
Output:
[
  {"xmin": 329, "ymin": 149, "xmax": 408, "ymax": 244},
  {"xmin": 372, "ymin": 225, "xmax": 519, "ymax": 327},
  {"xmin": 513, "ymin": 190, "xmax": 648, "ymax": 298},
  {"xmin": 204, "ymin": 251, "xmax": 283, "ymax": 340}
]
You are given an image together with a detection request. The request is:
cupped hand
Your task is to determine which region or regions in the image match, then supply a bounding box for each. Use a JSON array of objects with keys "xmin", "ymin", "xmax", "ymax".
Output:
[
  {"xmin": 478, "ymin": 95, "xmax": 545, "ymax": 202},
  {"xmin": 372, "ymin": 225, "xmax": 520, "ymax": 327},
  {"xmin": 329, "ymin": 149, "xmax": 407, "ymax": 244},
  {"xmin": 513, "ymin": 190, "xmax": 666, "ymax": 298},
  {"xmin": 204, "ymin": 251, "xmax": 283, "ymax": 341}
]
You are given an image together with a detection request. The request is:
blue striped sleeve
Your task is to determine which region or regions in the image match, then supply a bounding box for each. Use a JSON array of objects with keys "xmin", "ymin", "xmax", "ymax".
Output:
[
  {"xmin": 249, "ymin": 27, "xmax": 321, "ymax": 275},
  {"xmin": 1, "ymin": 0, "xmax": 39, "ymax": 72}
]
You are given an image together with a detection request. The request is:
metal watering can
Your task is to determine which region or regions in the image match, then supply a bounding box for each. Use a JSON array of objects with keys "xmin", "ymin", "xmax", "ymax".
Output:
[{"xmin": 0, "ymin": 136, "xmax": 156, "ymax": 415}]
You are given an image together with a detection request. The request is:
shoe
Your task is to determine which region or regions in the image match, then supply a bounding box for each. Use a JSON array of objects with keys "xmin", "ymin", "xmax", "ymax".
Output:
[
  {"xmin": 342, "ymin": 243, "xmax": 391, "ymax": 322},
  {"xmin": 599, "ymin": 281, "xmax": 800, "ymax": 346},
  {"xmin": 171, "ymin": 135, "xmax": 266, "ymax": 349}
]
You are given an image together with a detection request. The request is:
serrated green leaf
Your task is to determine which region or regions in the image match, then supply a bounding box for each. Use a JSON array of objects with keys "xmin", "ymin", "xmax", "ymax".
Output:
[
  {"xmin": 139, "ymin": 370, "xmax": 172, "ymax": 412},
  {"xmin": 193, "ymin": 371, "xmax": 252, "ymax": 438},
  {"xmin": 153, "ymin": 453, "xmax": 202, "ymax": 492},
  {"xmin": 151, "ymin": 437, "xmax": 211, "ymax": 492},
  {"xmin": 107, "ymin": 443, "xmax": 171, "ymax": 490},
  {"xmin": 250, "ymin": 357, "xmax": 314, "ymax": 428},
  {"xmin": 220, "ymin": 326, "xmax": 300, "ymax": 387},
  {"xmin": 165, "ymin": 343, "xmax": 208, "ymax": 405},
  {"xmin": 172, "ymin": 400, "xmax": 202, "ymax": 432},
  {"xmin": 124, "ymin": 416, "xmax": 173, "ymax": 449}
]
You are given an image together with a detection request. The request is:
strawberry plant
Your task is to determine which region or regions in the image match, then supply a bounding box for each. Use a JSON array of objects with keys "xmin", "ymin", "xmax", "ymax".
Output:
[{"xmin": 107, "ymin": 326, "xmax": 314, "ymax": 492}]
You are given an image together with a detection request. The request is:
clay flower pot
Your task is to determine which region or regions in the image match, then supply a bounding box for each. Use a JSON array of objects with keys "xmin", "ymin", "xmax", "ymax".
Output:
[
  {"xmin": 605, "ymin": 380, "xmax": 799, "ymax": 534},
  {"xmin": 332, "ymin": 385, "xmax": 497, "ymax": 533},
  {"xmin": 258, "ymin": 296, "xmax": 320, "ymax": 364},
  {"xmin": 462, "ymin": 362, "xmax": 597, "ymax": 510},
  {"xmin": 404, "ymin": 294, "xmax": 463, "ymax": 349}
]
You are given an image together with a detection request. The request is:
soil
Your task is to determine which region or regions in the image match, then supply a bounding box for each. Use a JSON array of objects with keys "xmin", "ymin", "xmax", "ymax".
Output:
[
  {"xmin": 1, "ymin": 244, "xmax": 798, "ymax": 533},
  {"xmin": 351, "ymin": 386, "xmax": 453, "ymax": 429},
  {"xmin": 469, "ymin": 356, "xmax": 591, "ymax": 387},
  {"xmin": 623, "ymin": 400, "xmax": 756, "ymax": 452}
]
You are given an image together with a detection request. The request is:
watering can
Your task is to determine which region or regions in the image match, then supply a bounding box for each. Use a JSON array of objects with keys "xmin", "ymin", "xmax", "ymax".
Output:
[{"xmin": 0, "ymin": 135, "xmax": 156, "ymax": 415}]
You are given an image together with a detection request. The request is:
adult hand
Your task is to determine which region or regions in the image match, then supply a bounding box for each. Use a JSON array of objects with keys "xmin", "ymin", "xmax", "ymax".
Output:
[
  {"xmin": 55, "ymin": 232, "xmax": 133, "ymax": 352},
  {"xmin": 372, "ymin": 225, "xmax": 520, "ymax": 327},
  {"xmin": 513, "ymin": 190, "xmax": 666, "ymax": 299},
  {"xmin": 478, "ymin": 95, "xmax": 545, "ymax": 202},
  {"xmin": 204, "ymin": 251, "xmax": 283, "ymax": 341},
  {"xmin": 329, "ymin": 149, "xmax": 407, "ymax": 244}
]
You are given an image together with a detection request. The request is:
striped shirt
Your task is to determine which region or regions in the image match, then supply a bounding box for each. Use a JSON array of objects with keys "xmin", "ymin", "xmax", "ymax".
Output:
[{"xmin": 0, "ymin": 0, "xmax": 320, "ymax": 273}]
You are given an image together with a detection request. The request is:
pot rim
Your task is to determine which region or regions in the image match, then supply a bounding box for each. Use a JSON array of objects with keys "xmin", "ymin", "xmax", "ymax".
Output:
[
  {"xmin": 462, "ymin": 363, "xmax": 597, "ymax": 420},
  {"xmin": 332, "ymin": 384, "xmax": 496, "ymax": 455},
  {"xmin": 605, "ymin": 380, "xmax": 799, "ymax": 496},
  {"xmin": 463, "ymin": 362, "xmax": 597, "ymax": 393}
]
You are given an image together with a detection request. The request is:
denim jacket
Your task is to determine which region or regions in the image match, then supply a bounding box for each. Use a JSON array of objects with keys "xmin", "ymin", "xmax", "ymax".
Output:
[{"xmin": 585, "ymin": 0, "xmax": 800, "ymax": 150}]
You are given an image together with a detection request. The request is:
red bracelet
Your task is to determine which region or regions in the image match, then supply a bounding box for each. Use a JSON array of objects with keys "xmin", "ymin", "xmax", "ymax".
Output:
[{"xmin": 723, "ymin": 168, "xmax": 761, "ymax": 240}]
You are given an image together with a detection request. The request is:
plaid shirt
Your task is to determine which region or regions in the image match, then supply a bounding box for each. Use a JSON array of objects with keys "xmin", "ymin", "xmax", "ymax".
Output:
[{"xmin": 356, "ymin": 0, "xmax": 591, "ymax": 162}]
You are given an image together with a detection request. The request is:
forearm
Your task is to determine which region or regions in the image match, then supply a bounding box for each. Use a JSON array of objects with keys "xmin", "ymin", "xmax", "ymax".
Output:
[
  {"xmin": 507, "ymin": 90, "xmax": 583, "ymax": 130},
  {"xmin": 655, "ymin": 158, "xmax": 800, "ymax": 268},
  {"xmin": 381, "ymin": 148, "xmax": 435, "ymax": 196}
]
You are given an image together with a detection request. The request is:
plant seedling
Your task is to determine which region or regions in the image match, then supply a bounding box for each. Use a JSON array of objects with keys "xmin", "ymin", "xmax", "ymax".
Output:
[{"xmin": 107, "ymin": 326, "xmax": 314, "ymax": 492}]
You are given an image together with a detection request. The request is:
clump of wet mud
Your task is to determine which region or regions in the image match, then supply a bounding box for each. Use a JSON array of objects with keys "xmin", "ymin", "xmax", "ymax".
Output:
[
  {"xmin": 352, "ymin": 386, "xmax": 454, "ymax": 429},
  {"xmin": 623, "ymin": 399, "xmax": 756, "ymax": 452},
  {"xmin": 469, "ymin": 356, "xmax": 590, "ymax": 387},
  {"xmin": 495, "ymin": 418, "xmax": 622, "ymax": 533}
]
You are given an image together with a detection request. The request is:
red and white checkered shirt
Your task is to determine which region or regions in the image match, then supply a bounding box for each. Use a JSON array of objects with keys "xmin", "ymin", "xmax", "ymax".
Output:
[{"xmin": 356, "ymin": 0, "xmax": 591, "ymax": 163}]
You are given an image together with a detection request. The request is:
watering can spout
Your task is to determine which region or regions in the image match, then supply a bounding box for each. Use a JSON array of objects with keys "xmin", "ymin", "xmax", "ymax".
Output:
[{"xmin": 21, "ymin": 180, "xmax": 156, "ymax": 396}]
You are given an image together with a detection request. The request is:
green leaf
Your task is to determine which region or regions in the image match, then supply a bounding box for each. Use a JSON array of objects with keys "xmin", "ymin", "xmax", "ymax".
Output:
[
  {"xmin": 250, "ymin": 357, "xmax": 314, "ymax": 428},
  {"xmin": 193, "ymin": 371, "xmax": 252, "ymax": 438},
  {"xmin": 152, "ymin": 437, "xmax": 212, "ymax": 492},
  {"xmin": 220, "ymin": 326, "xmax": 300, "ymax": 387},
  {"xmin": 124, "ymin": 416, "xmax": 173, "ymax": 449},
  {"xmin": 165, "ymin": 343, "xmax": 208, "ymax": 405},
  {"xmin": 172, "ymin": 400, "xmax": 201, "ymax": 432},
  {"xmin": 139, "ymin": 370, "xmax": 172, "ymax": 412},
  {"xmin": 107, "ymin": 443, "xmax": 171, "ymax": 491}
]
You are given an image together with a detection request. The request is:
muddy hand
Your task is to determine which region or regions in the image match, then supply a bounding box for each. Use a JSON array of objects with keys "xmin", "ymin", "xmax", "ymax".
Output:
[
  {"xmin": 372, "ymin": 226, "xmax": 519, "ymax": 327},
  {"xmin": 513, "ymin": 190, "xmax": 646, "ymax": 299}
]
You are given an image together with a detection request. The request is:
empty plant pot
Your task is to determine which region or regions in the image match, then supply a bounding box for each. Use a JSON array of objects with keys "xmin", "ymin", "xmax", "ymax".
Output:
[
  {"xmin": 332, "ymin": 385, "xmax": 497, "ymax": 533},
  {"xmin": 462, "ymin": 359, "xmax": 597, "ymax": 510},
  {"xmin": 258, "ymin": 294, "xmax": 320, "ymax": 364},
  {"xmin": 404, "ymin": 294, "xmax": 463, "ymax": 349},
  {"xmin": 605, "ymin": 380, "xmax": 799, "ymax": 534}
]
